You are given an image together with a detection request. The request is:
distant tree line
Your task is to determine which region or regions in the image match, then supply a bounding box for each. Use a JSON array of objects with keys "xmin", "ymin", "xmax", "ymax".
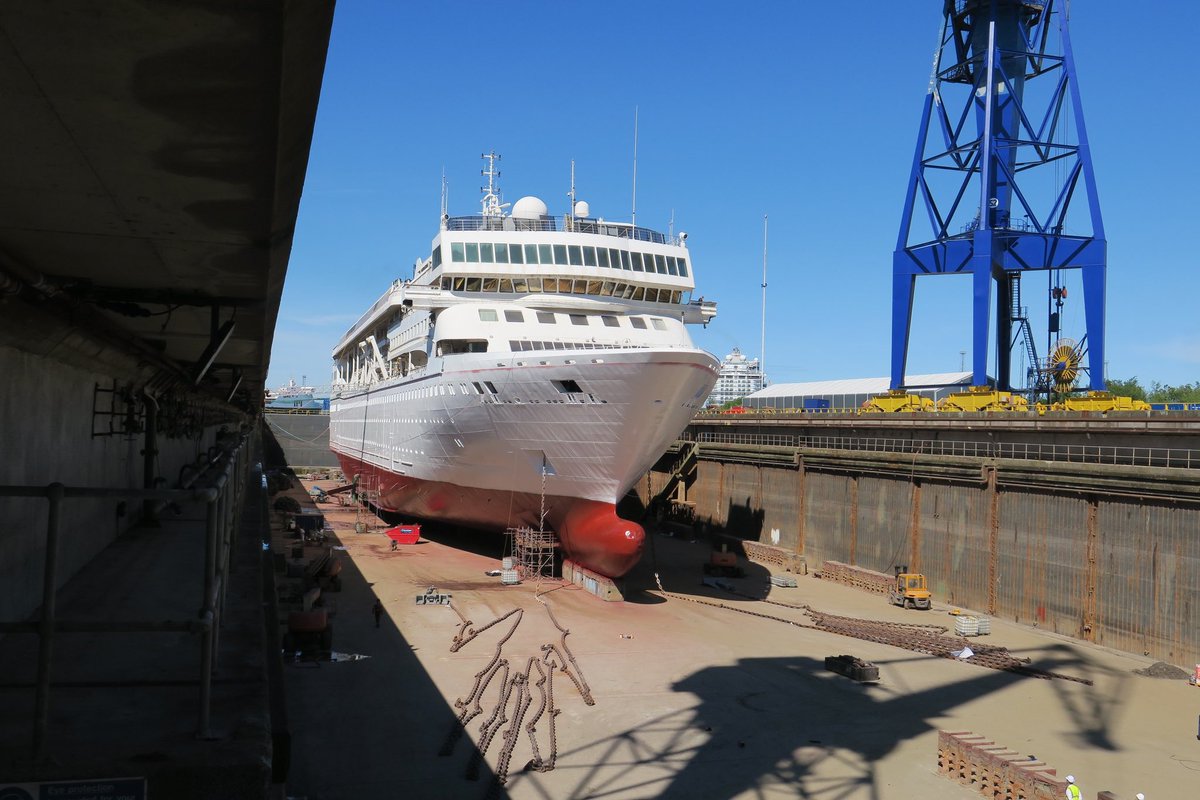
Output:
[{"xmin": 1104, "ymin": 377, "xmax": 1200, "ymax": 403}]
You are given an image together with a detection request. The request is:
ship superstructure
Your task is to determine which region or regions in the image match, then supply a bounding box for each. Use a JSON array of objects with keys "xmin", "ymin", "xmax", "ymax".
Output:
[{"xmin": 329, "ymin": 155, "xmax": 718, "ymax": 578}]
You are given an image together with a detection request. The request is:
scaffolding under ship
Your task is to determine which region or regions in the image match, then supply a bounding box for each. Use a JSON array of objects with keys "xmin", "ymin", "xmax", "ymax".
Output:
[{"xmin": 329, "ymin": 155, "xmax": 718, "ymax": 578}]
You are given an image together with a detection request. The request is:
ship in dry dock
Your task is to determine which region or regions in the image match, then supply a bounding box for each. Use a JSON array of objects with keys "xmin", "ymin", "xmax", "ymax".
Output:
[{"xmin": 329, "ymin": 154, "xmax": 718, "ymax": 577}]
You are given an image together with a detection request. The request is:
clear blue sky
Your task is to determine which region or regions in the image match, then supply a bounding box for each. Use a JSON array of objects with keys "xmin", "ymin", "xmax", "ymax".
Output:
[{"xmin": 269, "ymin": 0, "xmax": 1200, "ymax": 391}]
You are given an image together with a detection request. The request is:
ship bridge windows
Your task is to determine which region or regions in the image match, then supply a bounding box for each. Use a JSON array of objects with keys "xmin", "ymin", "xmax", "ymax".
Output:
[
  {"xmin": 442, "ymin": 239, "xmax": 689, "ymax": 278},
  {"xmin": 630, "ymin": 318, "xmax": 647, "ymax": 329},
  {"xmin": 602, "ymin": 315, "xmax": 620, "ymax": 327},
  {"xmin": 651, "ymin": 318, "xmax": 667, "ymax": 330},
  {"xmin": 504, "ymin": 310, "xmax": 524, "ymax": 322},
  {"xmin": 478, "ymin": 309, "xmax": 499, "ymax": 321},
  {"xmin": 569, "ymin": 314, "xmax": 588, "ymax": 326},
  {"xmin": 537, "ymin": 311, "xmax": 556, "ymax": 324}
]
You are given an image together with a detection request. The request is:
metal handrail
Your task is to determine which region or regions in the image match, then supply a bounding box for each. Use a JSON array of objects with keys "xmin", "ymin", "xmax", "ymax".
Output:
[
  {"xmin": 689, "ymin": 431, "xmax": 1200, "ymax": 469},
  {"xmin": 0, "ymin": 434, "xmax": 252, "ymax": 757},
  {"xmin": 444, "ymin": 215, "xmax": 681, "ymax": 246}
]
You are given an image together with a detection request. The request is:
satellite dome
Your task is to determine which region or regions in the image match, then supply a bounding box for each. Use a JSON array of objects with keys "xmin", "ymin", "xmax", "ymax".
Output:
[
  {"xmin": 574, "ymin": 200, "xmax": 590, "ymax": 218},
  {"xmin": 512, "ymin": 196, "xmax": 548, "ymax": 219}
]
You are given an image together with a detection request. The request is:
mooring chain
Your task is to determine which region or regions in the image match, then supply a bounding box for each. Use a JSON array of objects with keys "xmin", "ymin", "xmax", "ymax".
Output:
[
  {"xmin": 652, "ymin": 573, "xmax": 1092, "ymax": 685},
  {"xmin": 523, "ymin": 659, "xmax": 552, "ymax": 772},
  {"xmin": 493, "ymin": 660, "xmax": 535, "ymax": 786},
  {"xmin": 539, "ymin": 650, "xmax": 560, "ymax": 772},
  {"xmin": 441, "ymin": 599, "xmax": 588, "ymax": 788},
  {"xmin": 440, "ymin": 656, "xmax": 507, "ymax": 757},
  {"xmin": 465, "ymin": 660, "xmax": 514, "ymax": 781},
  {"xmin": 542, "ymin": 602, "xmax": 595, "ymax": 705},
  {"xmin": 451, "ymin": 606, "xmax": 523, "ymax": 653}
]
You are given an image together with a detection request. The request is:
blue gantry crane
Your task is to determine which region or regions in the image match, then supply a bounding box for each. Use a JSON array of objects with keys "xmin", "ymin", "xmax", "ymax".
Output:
[{"xmin": 890, "ymin": 0, "xmax": 1106, "ymax": 395}]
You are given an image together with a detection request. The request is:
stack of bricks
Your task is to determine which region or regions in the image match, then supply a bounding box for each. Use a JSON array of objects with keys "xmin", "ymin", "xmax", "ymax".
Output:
[
  {"xmin": 819, "ymin": 561, "xmax": 893, "ymax": 595},
  {"xmin": 712, "ymin": 534, "xmax": 808, "ymax": 574},
  {"xmin": 937, "ymin": 730, "xmax": 1067, "ymax": 800}
]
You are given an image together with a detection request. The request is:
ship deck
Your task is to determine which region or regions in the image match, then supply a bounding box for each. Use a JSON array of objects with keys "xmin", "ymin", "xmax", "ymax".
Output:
[{"xmin": 281, "ymin": 477, "xmax": 1193, "ymax": 800}]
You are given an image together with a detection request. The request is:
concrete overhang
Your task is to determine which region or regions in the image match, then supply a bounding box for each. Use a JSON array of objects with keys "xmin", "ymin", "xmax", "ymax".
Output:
[{"xmin": 0, "ymin": 1, "xmax": 334, "ymax": 411}]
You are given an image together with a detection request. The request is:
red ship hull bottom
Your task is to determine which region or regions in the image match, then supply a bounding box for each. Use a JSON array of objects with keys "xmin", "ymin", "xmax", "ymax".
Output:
[{"xmin": 333, "ymin": 453, "xmax": 644, "ymax": 579}]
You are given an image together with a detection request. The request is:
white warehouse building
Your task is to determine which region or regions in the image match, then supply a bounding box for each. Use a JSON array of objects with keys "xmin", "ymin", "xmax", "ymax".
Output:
[{"xmin": 743, "ymin": 372, "xmax": 976, "ymax": 411}]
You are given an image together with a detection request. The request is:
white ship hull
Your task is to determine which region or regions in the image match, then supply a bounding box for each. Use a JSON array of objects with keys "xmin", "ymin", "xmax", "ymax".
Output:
[{"xmin": 330, "ymin": 348, "xmax": 718, "ymax": 576}]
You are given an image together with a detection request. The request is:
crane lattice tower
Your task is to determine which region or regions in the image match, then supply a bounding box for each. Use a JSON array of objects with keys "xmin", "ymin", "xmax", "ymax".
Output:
[{"xmin": 890, "ymin": 0, "xmax": 1106, "ymax": 393}]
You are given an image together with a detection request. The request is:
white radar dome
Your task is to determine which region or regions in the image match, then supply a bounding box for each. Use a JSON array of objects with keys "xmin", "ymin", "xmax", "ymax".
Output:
[
  {"xmin": 574, "ymin": 200, "xmax": 590, "ymax": 218},
  {"xmin": 512, "ymin": 196, "xmax": 548, "ymax": 219}
]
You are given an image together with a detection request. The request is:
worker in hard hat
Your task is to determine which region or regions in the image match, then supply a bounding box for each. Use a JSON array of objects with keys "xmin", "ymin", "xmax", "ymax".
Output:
[{"xmin": 1063, "ymin": 775, "xmax": 1081, "ymax": 800}]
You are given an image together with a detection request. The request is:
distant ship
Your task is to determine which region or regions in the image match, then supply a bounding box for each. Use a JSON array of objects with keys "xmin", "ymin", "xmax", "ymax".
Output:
[
  {"xmin": 328, "ymin": 154, "xmax": 718, "ymax": 578},
  {"xmin": 265, "ymin": 377, "xmax": 328, "ymax": 411}
]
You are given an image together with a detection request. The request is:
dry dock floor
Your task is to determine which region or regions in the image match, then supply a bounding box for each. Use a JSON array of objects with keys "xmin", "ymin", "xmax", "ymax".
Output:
[{"xmin": 286, "ymin": 480, "xmax": 1199, "ymax": 800}]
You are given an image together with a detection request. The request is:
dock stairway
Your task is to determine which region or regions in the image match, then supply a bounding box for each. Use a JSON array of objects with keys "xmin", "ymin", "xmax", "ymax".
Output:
[
  {"xmin": 646, "ymin": 440, "xmax": 699, "ymax": 521},
  {"xmin": 1008, "ymin": 273, "xmax": 1041, "ymax": 392}
]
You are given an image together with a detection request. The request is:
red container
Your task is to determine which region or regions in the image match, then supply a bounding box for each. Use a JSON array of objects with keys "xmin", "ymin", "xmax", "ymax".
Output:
[{"xmin": 385, "ymin": 524, "xmax": 421, "ymax": 545}]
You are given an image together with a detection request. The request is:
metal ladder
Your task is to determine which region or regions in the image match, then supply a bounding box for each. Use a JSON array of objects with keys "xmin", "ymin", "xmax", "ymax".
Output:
[{"xmin": 1008, "ymin": 273, "xmax": 1041, "ymax": 391}]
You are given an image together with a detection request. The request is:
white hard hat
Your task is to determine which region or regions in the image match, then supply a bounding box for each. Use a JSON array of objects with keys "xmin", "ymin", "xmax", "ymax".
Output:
[
  {"xmin": 1065, "ymin": 775, "xmax": 1075, "ymax": 783},
  {"xmin": 1135, "ymin": 794, "xmax": 1145, "ymax": 800}
]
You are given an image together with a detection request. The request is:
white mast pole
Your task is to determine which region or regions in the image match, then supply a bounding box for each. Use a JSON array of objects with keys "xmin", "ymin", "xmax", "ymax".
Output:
[
  {"xmin": 761, "ymin": 214, "xmax": 768, "ymax": 382},
  {"xmin": 631, "ymin": 106, "xmax": 638, "ymax": 232},
  {"xmin": 569, "ymin": 159, "xmax": 576, "ymax": 230}
]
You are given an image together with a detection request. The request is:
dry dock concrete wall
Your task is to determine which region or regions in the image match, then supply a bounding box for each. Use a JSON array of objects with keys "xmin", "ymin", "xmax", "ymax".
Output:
[
  {"xmin": 645, "ymin": 443, "xmax": 1200, "ymax": 668},
  {"xmin": 262, "ymin": 412, "xmax": 337, "ymax": 469},
  {"xmin": 0, "ymin": 345, "xmax": 224, "ymax": 623}
]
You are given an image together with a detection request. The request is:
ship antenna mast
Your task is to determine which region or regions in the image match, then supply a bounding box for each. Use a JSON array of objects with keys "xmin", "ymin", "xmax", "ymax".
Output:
[
  {"xmin": 440, "ymin": 167, "xmax": 448, "ymax": 229},
  {"xmin": 568, "ymin": 159, "xmax": 576, "ymax": 230},
  {"xmin": 631, "ymin": 106, "xmax": 638, "ymax": 231},
  {"xmin": 761, "ymin": 214, "xmax": 768, "ymax": 380},
  {"xmin": 480, "ymin": 151, "xmax": 506, "ymax": 218}
]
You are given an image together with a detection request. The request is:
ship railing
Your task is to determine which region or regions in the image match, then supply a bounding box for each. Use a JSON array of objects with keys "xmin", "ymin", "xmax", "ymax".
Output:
[
  {"xmin": 0, "ymin": 431, "xmax": 253, "ymax": 759},
  {"xmin": 688, "ymin": 431, "xmax": 1200, "ymax": 469},
  {"xmin": 444, "ymin": 215, "xmax": 680, "ymax": 246}
]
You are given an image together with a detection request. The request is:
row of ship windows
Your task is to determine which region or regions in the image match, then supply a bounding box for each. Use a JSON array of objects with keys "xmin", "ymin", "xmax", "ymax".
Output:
[
  {"xmin": 509, "ymin": 340, "xmax": 645, "ymax": 352},
  {"xmin": 440, "ymin": 241, "xmax": 689, "ymax": 277},
  {"xmin": 440, "ymin": 275, "xmax": 684, "ymax": 305},
  {"xmin": 478, "ymin": 308, "xmax": 668, "ymax": 330}
]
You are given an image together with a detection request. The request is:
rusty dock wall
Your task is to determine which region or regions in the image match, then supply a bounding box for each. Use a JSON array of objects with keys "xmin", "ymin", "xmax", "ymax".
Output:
[{"xmin": 643, "ymin": 440, "xmax": 1200, "ymax": 668}]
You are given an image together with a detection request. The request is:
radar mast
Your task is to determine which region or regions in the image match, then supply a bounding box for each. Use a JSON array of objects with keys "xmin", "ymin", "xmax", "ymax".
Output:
[{"xmin": 480, "ymin": 151, "xmax": 507, "ymax": 218}]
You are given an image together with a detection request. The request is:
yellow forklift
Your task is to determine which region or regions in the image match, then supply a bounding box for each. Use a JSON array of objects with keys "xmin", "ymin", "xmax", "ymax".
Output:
[{"xmin": 888, "ymin": 566, "xmax": 931, "ymax": 610}]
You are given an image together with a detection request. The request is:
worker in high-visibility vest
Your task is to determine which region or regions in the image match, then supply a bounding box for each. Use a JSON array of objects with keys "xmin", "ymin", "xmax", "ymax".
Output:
[{"xmin": 1064, "ymin": 775, "xmax": 1081, "ymax": 800}]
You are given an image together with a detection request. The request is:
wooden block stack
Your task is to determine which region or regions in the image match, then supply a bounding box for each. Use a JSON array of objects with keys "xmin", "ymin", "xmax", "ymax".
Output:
[
  {"xmin": 937, "ymin": 730, "xmax": 1067, "ymax": 800},
  {"xmin": 819, "ymin": 561, "xmax": 893, "ymax": 595}
]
